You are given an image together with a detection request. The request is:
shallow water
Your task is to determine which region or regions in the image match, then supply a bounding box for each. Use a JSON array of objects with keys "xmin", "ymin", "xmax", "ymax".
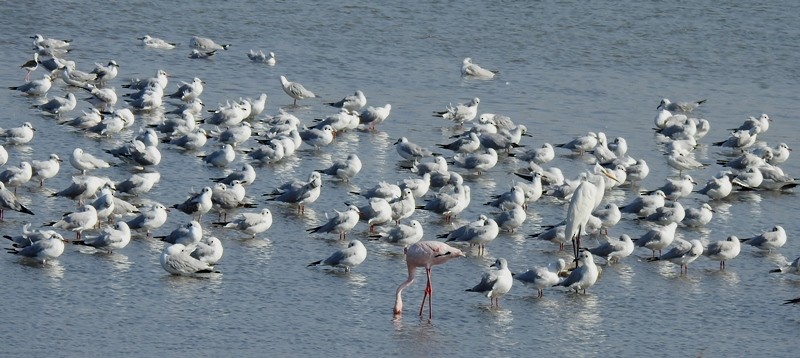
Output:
[{"xmin": 1, "ymin": 1, "xmax": 799, "ymax": 357}]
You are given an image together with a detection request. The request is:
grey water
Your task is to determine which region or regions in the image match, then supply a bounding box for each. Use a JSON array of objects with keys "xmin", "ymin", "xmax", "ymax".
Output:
[{"xmin": 1, "ymin": 0, "xmax": 799, "ymax": 357}]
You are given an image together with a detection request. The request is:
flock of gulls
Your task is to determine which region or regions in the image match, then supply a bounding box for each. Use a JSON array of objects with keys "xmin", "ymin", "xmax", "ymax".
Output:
[{"xmin": 5, "ymin": 33, "xmax": 800, "ymax": 320}]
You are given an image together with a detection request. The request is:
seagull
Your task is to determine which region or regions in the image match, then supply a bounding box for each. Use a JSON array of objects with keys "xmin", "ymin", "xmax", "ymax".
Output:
[
  {"xmin": 107, "ymin": 140, "xmax": 161, "ymax": 168},
  {"xmin": 324, "ymin": 90, "xmax": 367, "ymax": 112},
  {"xmin": 640, "ymin": 201, "xmax": 685, "ymax": 225},
  {"xmin": 452, "ymin": 148, "xmax": 498, "ymax": 174},
  {"xmin": 247, "ymin": 49, "xmax": 276, "ymax": 65},
  {"xmin": 279, "ymin": 75, "xmax": 317, "ymax": 105},
  {"xmin": 369, "ymin": 219, "xmax": 424, "ymax": 247},
  {"xmin": 212, "ymin": 163, "xmax": 256, "ymax": 186},
  {"xmin": 307, "ymin": 205, "xmax": 360, "ymax": 240},
  {"xmin": 433, "ymin": 97, "xmax": 480, "ymax": 124},
  {"xmin": 47, "ymin": 205, "xmax": 97, "ymax": 240},
  {"xmin": 634, "ymin": 222, "xmax": 678, "ymax": 258},
  {"xmin": 299, "ymin": 125, "xmax": 334, "ymax": 149},
  {"xmin": 394, "ymin": 137, "xmax": 436, "ymax": 161},
  {"xmin": 657, "ymin": 98, "xmax": 706, "ymax": 113},
  {"xmin": 138, "ymin": 35, "xmax": 177, "ymax": 49},
  {"xmin": 466, "ymin": 258, "xmax": 513, "ymax": 306},
  {"xmin": 168, "ymin": 77, "xmax": 204, "ymax": 102},
  {"xmin": 512, "ymin": 143, "xmax": 555, "ymax": 164},
  {"xmin": 704, "ymin": 235, "xmax": 741, "ymax": 270},
  {"xmin": 30, "ymin": 154, "xmax": 61, "ymax": 187},
  {"xmin": 696, "ymin": 174, "xmax": 732, "ymax": 200},
  {"xmin": 557, "ymin": 132, "xmax": 601, "ymax": 155},
  {"xmin": 770, "ymin": 256, "xmax": 800, "ymax": 275},
  {"xmin": 126, "ymin": 203, "xmax": 169, "ymax": 237},
  {"xmin": 437, "ymin": 132, "xmax": 481, "ymax": 153},
  {"xmin": 358, "ymin": 104, "xmax": 392, "ymax": 130},
  {"xmin": 155, "ymin": 220, "xmax": 203, "ymax": 245},
  {"xmin": 201, "ymin": 144, "xmax": 235, "ymax": 167},
  {"xmin": 73, "ymin": 222, "xmax": 131, "ymax": 253},
  {"xmin": 588, "ymin": 234, "xmax": 635, "ymax": 264},
  {"xmin": 0, "ymin": 182, "xmax": 34, "ymax": 219},
  {"xmin": 495, "ymin": 204, "xmax": 526, "ymax": 233},
  {"xmin": 643, "ymin": 174, "xmax": 696, "ymax": 201},
  {"xmin": 211, "ymin": 122, "xmax": 251, "ymax": 147},
  {"xmin": 246, "ymin": 93, "xmax": 268, "ymax": 118},
  {"xmin": 647, "ymin": 238, "xmax": 704, "ymax": 274},
  {"xmin": 264, "ymin": 172, "xmax": 322, "ymax": 214},
  {"xmin": 123, "ymin": 69, "xmax": 169, "ymax": 91},
  {"xmin": 399, "ymin": 173, "xmax": 431, "ymax": 198},
  {"xmin": 52, "ymin": 175, "xmax": 112, "ymax": 204},
  {"xmin": 485, "ymin": 185, "xmax": 525, "ymax": 211},
  {"xmin": 514, "ymin": 258, "xmax": 566, "ymax": 297},
  {"xmin": 666, "ymin": 149, "xmax": 705, "ymax": 175},
  {"xmin": 741, "ymin": 225, "xmax": 786, "ymax": 251},
  {"xmin": 83, "ymin": 84, "xmax": 117, "ymax": 112},
  {"xmin": 318, "ymin": 154, "xmax": 362, "ymax": 182},
  {"xmin": 461, "ymin": 57, "xmax": 498, "ymax": 79},
  {"xmin": 441, "ymin": 215, "xmax": 499, "ymax": 255},
  {"xmin": 682, "ymin": 203, "xmax": 715, "ymax": 227},
  {"xmin": 172, "ymin": 187, "xmax": 213, "ymax": 220},
  {"xmin": 90, "ymin": 60, "xmax": 119, "ymax": 83},
  {"xmin": 354, "ymin": 181, "xmax": 401, "ymax": 200},
  {"xmin": 190, "ymin": 36, "xmax": 230, "ymax": 50},
  {"xmin": 9, "ymin": 74, "xmax": 52, "ymax": 96},
  {"xmin": 555, "ymin": 250, "xmax": 599, "ymax": 294},
  {"xmin": 352, "ymin": 197, "xmax": 393, "ymax": 232},
  {"xmin": 731, "ymin": 113, "xmax": 771, "ymax": 134},
  {"xmin": 189, "ymin": 49, "xmax": 217, "ymax": 59},
  {"xmin": 307, "ymin": 240, "xmax": 368, "ymax": 272},
  {"xmin": 31, "ymin": 34, "xmax": 71, "ymax": 49},
  {"xmin": 116, "ymin": 172, "xmax": 161, "ymax": 196},
  {"xmin": 160, "ymin": 243, "xmax": 218, "ymax": 276},
  {"xmin": 189, "ymin": 236, "xmax": 224, "ymax": 265},
  {"xmin": 37, "ymin": 93, "xmax": 77, "ymax": 117},
  {"xmin": 5, "ymin": 234, "xmax": 65, "ymax": 264},
  {"xmin": 223, "ymin": 208, "xmax": 273, "ymax": 238},
  {"xmin": 712, "ymin": 128, "xmax": 759, "ymax": 150},
  {"xmin": 4, "ymin": 224, "xmax": 62, "ymax": 248},
  {"xmin": 0, "ymin": 161, "xmax": 32, "ymax": 193}
]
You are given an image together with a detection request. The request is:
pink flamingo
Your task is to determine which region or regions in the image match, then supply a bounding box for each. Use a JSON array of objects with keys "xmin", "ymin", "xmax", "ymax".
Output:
[{"xmin": 393, "ymin": 241, "xmax": 464, "ymax": 319}]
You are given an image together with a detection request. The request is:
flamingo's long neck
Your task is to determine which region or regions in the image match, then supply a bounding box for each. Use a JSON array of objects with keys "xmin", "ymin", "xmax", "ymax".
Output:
[{"xmin": 393, "ymin": 265, "xmax": 416, "ymax": 315}]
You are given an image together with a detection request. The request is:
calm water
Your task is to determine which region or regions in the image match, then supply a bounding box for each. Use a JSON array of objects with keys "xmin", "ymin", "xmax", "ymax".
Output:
[{"xmin": 1, "ymin": 1, "xmax": 799, "ymax": 357}]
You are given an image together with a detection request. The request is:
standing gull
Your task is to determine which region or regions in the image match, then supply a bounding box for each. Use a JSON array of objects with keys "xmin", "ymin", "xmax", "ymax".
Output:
[
  {"xmin": 308, "ymin": 240, "xmax": 367, "ymax": 272},
  {"xmin": 223, "ymin": 208, "xmax": 273, "ymax": 238},
  {"xmin": 0, "ymin": 182, "xmax": 34, "ymax": 219},
  {"xmin": 704, "ymin": 236, "xmax": 741, "ymax": 270},
  {"xmin": 307, "ymin": 205, "xmax": 360, "ymax": 240},
  {"xmin": 279, "ymin": 75, "xmax": 317, "ymax": 105},
  {"xmin": 647, "ymin": 238, "xmax": 704, "ymax": 274},
  {"xmin": 369, "ymin": 219, "xmax": 424, "ymax": 247},
  {"xmin": 514, "ymin": 258, "xmax": 566, "ymax": 298},
  {"xmin": 466, "ymin": 258, "xmax": 513, "ymax": 307},
  {"xmin": 588, "ymin": 234, "xmax": 635, "ymax": 264},
  {"xmin": 555, "ymin": 250, "xmax": 599, "ymax": 294}
]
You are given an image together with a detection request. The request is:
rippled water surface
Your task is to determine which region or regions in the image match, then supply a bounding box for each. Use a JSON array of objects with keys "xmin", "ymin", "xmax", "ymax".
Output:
[{"xmin": 1, "ymin": 1, "xmax": 800, "ymax": 357}]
